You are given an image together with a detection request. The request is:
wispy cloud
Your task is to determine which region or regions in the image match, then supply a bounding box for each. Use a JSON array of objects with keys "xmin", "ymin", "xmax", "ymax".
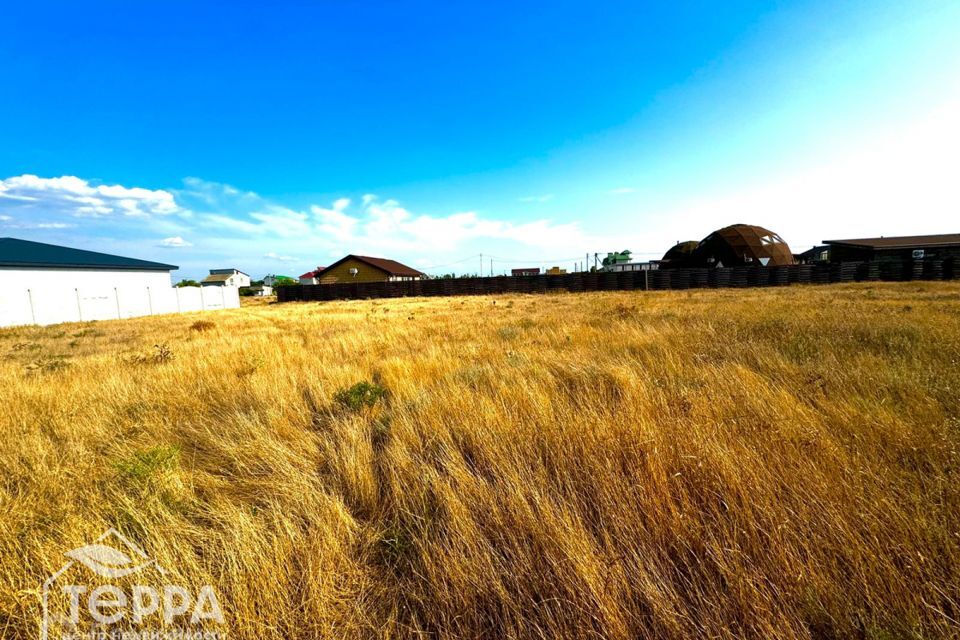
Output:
[
  {"xmin": 159, "ymin": 236, "xmax": 192, "ymax": 248},
  {"xmin": 518, "ymin": 194, "xmax": 554, "ymax": 203},
  {"xmin": 607, "ymin": 187, "xmax": 635, "ymax": 195},
  {"xmin": 263, "ymin": 251, "xmax": 300, "ymax": 263}
]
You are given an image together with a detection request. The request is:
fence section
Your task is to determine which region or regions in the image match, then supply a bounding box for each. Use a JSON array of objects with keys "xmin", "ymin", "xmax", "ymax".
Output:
[
  {"xmin": 278, "ymin": 259, "xmax": 959, "ymax": 305},
  {"xmin": 0, "ymin": 285, "xmax": 241, "ymax": 328}
]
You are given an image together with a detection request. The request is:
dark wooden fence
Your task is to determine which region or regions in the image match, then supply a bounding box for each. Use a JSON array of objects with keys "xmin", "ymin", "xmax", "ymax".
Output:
[{"xmin": 277, "ymin": 259, "xmax": 958, "ymax": 304}]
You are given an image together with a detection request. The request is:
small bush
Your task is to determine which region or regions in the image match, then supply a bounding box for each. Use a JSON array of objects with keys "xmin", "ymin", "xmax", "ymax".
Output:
[
  {"xmin": 153, "ymin": 343, "xmax": 174, "ymax": 363},
  {"xmin": 334, "ymin": 381, "xmax": 388, "ymax": 411},
  {"xmin": 123, "ymin": 343, "xmax": 175, "ymax": 366},
  {"xmin": 25, "ymin": 356, "xmax": 70, "ymax": 375},
  {"xmin": 190, "ymin": 320, "xmax": 216, "ymax": 332},
  {"xmin": 115, "ymin": 445, "xmax": 180, "ymax": 482}
]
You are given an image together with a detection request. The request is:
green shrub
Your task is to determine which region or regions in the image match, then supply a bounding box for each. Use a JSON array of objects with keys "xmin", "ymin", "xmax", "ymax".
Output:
[
  {"xmin": 334, "ymin": 381, "xmax": 387, "ymax": 411},
  {"xmin": 115, "ymin": 445, "xmax": 180, "ymax": 482}
]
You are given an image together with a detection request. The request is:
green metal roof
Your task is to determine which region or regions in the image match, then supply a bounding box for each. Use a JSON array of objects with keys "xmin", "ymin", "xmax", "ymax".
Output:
[{"xmin": 0, "ymin": 237, "xmax": 178, "ymax": 271}]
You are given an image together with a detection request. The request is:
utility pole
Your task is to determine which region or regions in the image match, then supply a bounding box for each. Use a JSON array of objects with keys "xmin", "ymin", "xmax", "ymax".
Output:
[
  {"xmin": 490, "ymin": 258, "xmax": 493, "ymax": 277},
  {"xmin": 585, "ymin": 253, "xmax": 589, "ymax": 273},
  {"xmin": 479, "ymin": 253, "xmax": 483, "ymax": 278}
]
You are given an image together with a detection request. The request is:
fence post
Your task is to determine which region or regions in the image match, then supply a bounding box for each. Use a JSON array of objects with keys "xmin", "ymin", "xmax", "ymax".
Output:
[
  {"xmin": 27, "ymin": 289, "xmax": 36, "ymax": 324},
  {"xmin": 644, "ymin": 270, "xmax": 649, "ymax": 291}
]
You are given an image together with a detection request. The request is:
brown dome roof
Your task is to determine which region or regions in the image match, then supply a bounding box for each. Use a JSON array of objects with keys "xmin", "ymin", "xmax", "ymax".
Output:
[
  {"xmin": 662, "ymin": 241, "xmax": 699, "ymax": 261},
  {"xmin": 660, "ymin": 241, "xmax": 699, "ymax": 268},
  {"xmin": 692, "ymin": 224, "xmax": 794, "ymax": 267}
]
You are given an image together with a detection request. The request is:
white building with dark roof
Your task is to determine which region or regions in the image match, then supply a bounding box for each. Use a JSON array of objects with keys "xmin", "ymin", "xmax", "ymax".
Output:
[
  {"xmin": 202, "ymin": 268, "xmax": 251, "ymax": 287},
  {"xmin": 0, "ymin": 237, "xmax": 238, "ymax": 327}
]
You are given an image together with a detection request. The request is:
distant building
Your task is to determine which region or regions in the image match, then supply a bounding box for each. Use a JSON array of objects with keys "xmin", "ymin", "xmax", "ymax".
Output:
[
  {"xmin": 603, "ymin": 261, "xmax": 658, "ymax": 272},
  {"xmin": 601, "ymin": 250, "xmax": 633, "ymax": 269},
  {"xmin": 0, "ymin": 237, "xmax": 177, "ymax": 292},
  {"xmin": 319, "ymin": 255, "xmax": 425, "ymax": 284},
  {"xmin": 546, "ymin": 266, "xmax": 567, "ymax": 275},
  {"xmin": 659, "ymin": 241, "xmax": 699, "ymax": 269},
  {"xmin": 263, "ymin": 274, "xmax": 294, "ymax": 287},
  {"xmin": 0, "ymin": 237, "xmax": 239, "ymax": 327},
  {"xmin": 692, "ymin": 224, "xmax": 794, "ymax": 267},
  {"xmin": 796, "ymin": 245, "xmax": 831, "ymax": 264},
  {"xmin": 244, "ymin": 284, "xmax": 273, "ymax": 297},
  {"xmin": 299, "ymin": 268, "xmax": 325, "ymax": 285},
  {"xmin": 511, "ymin": 267, "xmax": 540, "ymax": 276},
  {"xmin": 202, "ymin": 268, "xmax": 250, "ymax": 287},
  {"xmin": 823, "ymin": 234, "xmax": 960, "ymax": 263}
]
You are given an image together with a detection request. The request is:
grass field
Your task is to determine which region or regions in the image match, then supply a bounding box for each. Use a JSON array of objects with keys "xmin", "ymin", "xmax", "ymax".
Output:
[{"xmin": 1, "ymin": 283, "xmax": 959, "ymax": 639}]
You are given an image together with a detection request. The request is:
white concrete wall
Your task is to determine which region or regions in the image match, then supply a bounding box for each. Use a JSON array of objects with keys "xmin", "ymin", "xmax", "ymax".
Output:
[
  {"xmin": 0, "ymin": 267, "xmax": 174, "ymax": 291},
  {"xmin": 0, "ymin": 268, "xmax": 241, "ymax": 328}
]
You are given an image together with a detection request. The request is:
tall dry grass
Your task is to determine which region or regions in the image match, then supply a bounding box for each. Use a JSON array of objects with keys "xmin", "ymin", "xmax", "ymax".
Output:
[{"xmin": 0, "ymin": 283, "xmax": 958, "ymax": 639}]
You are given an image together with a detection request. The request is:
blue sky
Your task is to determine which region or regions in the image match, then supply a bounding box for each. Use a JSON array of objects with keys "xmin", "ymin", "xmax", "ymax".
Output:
[{"xmin": 1, "ymin": 0, "xmax": 958, "ymax": 279}]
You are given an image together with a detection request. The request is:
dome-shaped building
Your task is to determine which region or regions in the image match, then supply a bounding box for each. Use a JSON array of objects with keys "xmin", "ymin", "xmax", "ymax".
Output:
[
  {"xmin": 660, "ymin": 241, "xmax": 699, "ymax": 268},
  {"xmin": 692, "ymin": 224, "xmax": 794, "ymax": 268}
]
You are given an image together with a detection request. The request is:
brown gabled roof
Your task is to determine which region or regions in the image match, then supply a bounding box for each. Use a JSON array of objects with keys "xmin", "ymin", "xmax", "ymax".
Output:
[
  {"xmin": 201, "ymin": 273, "xmax": 234, "ymax": 283},
  {"xmin": 824, "ymin": 233, "xmax": 960, "ymax": 249},
  {"xmin": 327, "ymin": 254, "xmax": 425, "ymax": 277}
]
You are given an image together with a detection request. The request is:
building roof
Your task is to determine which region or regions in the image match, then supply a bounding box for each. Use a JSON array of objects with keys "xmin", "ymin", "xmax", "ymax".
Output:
[
  {"xmin": 327, "ymin": 254, "xmax": 425, "ymax": 277},
  {"xmin": 201, "ymin": 274, "xmax": 234, "ymax": 283},
  {"xmin": 299, "ymin": 268, "xmax": 325, "ymax": 278},
  {"xmin": 823, "ymin": 234, "xmax": 960, "ymax": 249},
  {"xmin": 0, "ymin": 237, "xmax": 177, "ymax": 271},
  {"xmin": 692, "ymin": 224, "xmax": 794, "ymax": 267},
  {"xmin": 210, "ymin": 268, "xmax": 249, "ymax": 276}
]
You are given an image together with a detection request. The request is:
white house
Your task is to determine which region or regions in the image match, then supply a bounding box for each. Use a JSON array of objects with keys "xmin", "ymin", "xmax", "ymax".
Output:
[
  {"xmin": 0, "ymin": 237, "xmax": 240, "ymax": 327},
  {"xmin": 202, "ymin": 268, "xmax": 251, "ymax": 287}
]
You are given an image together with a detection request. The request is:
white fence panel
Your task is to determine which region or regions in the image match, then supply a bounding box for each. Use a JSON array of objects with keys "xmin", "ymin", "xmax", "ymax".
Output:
[
  {"xmin": 77, "ymin": 288, "xmax": 119, "ymax": 321},
  {"xmin": 222, "ymin": 286, "xmax": 240, "ymax": 309},
  {"xmin": 176, "ymin": 287, "xmax": 203, "ymax": 313},
  {"xmin": 151, "ymin": 287, "xmax": 179, "ymax": 315},
  {"xmin": 30, "ymin": 289, "xmax": 81, "ymax": 326},
  {"xmin": 0, "ymin": 290, "xmax": 35, "ymax": 327},
  {"xmin": 116, "ymin": 287, "xmax": 152, "ymax": 319},
  {"xmin": 201, "ymin": 286, "xmax": 228, "ymax": 310}
]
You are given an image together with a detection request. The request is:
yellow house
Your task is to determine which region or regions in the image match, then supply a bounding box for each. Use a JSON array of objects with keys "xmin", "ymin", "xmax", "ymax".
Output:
[{"xmin": 319, "ymin": 255, "xmax": 426, "ymax": 284}]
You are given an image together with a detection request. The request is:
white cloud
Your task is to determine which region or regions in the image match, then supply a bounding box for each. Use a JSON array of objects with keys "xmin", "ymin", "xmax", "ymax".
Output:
[
  {"xmin": 0, "ymin": 174, "xmax": 182, "ymax": 218},
  {"xmin": 519, "ymin": 194, "xmax": 554, "ymax": 203},
  {"xmin": 159, "ymin": 236, "xmax": 192, "ymax": 248},
  {"xmin": 196, "ymin": 191, "xmax": 586, "ymax": 261},
  {"xmin": 263, "ymin": 251, "xmax": 300, "ymax": 263},
  {"xmin": 0, "ymin": 214, "xmax": 11, "ymax": 221},
  {"xmin": 35, "ymin": 222, "xmax": 75, "ymax": 229}
]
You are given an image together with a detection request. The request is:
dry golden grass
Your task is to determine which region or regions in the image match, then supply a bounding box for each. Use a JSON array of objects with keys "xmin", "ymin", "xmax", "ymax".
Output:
[{"xmin": 1, "ymin": 283, "xmax": 959, "ymax": 639}]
